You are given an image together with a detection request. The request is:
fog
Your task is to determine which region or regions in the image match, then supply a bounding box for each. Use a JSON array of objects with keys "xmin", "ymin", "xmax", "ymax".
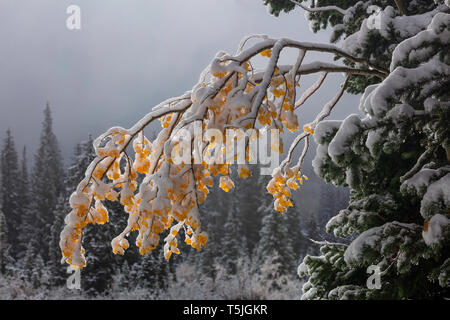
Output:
[{"xmin": 0, "ymin": 0, "xmax": 360, "ymax": 166}]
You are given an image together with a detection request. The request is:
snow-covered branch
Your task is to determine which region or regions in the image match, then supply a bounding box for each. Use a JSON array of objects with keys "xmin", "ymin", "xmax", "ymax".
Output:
[
  {"xmin": 295, "ymin": 72, "xmax": 328, "ymax": 110},
  {"xmin": 290, "ymin": 0, "xmax": 347, "ymax": 15}
]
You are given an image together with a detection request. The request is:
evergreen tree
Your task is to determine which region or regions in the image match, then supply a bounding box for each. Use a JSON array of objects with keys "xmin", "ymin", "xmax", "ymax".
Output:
[
  {"xmin": 220, "ymin": 208, "xmax": 245, "ymax": 275},
  {"xmin": 17, "ymin": 146, "xmax": 31, "ymax": 258},
  {"xmin": 263, "ymin": 0, "xmax": 296, "ymax": 16},
  {"xmin": 32, "ymin": 253, "xmax": 50, "ymax": 289},
  {"xmin": 251, "ymin": 182, "xmax": 299, "ymax": 296},
  {"xmin": 20, "ymin": 238, "xmax": 49, "ymax": 289},
  {"xmin": 19, "ymin": 147, "xmax": 29, "ymax": 192},
  {"xmin": 254, "ymin": 202, "xmax": 295, "ymax": 278},
  {"xmin": 263, "ymin": 0, "xmax": 441, "ymax": 93},
  {"xmin": 294, "ymin": 1, "xmax": 450, "ymax": 299},
  {"xmin": 192, "ymin": 174, "xmax": 230, "ymax": 279},
  {"xmin": 286, "ymin": 204, "xmax": 304, "ymax": 265},
  {"xmin": 82, "ymin": 222, "xmax": 117, "ymax": 295},
  {"xmin": 62, "ymin": 136, "xmax": 116, "ymax": 295},
  {"xmin": 233, "ymin": 165, "xmax": 264, "ymax": 254},
  {"xmin": 0, "ymin": 129, "xmax": 21, "ymax": 256},
  {"xmin": 66, "ymin": 138, "xmax": 94, "ymax": 194},
  {"xmin": 196, "ymin": 222, "xmax": 218, "ymax": 281},
  {"xmin": 30, "ymin": 104, "xmax": 64, "ymax": 259},
  {"xmin": 0, "ymin": 209, "xmax": 8, "ymax": 274},
  {"xmin": 118, "ymin": 260, "xmax": 132, "ymax": 291},
  {"xmin": 48, "ymin": 195, "xmax": 70, "ymax": 287},
  {"xmin": 132, "ymin": 247, "xmax": 168, "ymax": 294}
]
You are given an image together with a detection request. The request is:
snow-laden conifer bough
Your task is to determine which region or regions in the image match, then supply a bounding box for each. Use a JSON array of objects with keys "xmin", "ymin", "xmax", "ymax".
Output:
[{"xmin": 60, "ymin": 1, "xmax": 450, "ymax": 293}]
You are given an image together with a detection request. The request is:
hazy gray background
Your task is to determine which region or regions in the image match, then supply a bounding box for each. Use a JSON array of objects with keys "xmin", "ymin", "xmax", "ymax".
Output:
[{"xmin": 0, "ymin": 0, "xmax": 360, "ymax": 166}]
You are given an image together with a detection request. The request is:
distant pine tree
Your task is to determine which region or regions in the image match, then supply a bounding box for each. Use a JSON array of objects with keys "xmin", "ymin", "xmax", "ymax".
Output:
[
  {"xmin": 117, "ymin": 260, "xmax": 131, "ymax": 291},
  {"xmin": 61, "ymin": 136, "xmax": 116, "ymax": 295},
  {"xmin": 17, "ymin": 146, "xmax": 31, "ymax": 259},
  {"xmin": 132, "ymin": 246, "xmax": 168, "ymax": 294},
  {"xmin": 0, "ymin": 129, "xmax": 21, "ymax": 257},
  {"xmin": 20, "ymin": 238, "xmax": 49, "ymax": 289},
  {"xmin": 221, "ymin": 208, "xmax": 245, "ymax": 275},
  {"xmin": 233, "ymin": 165, "xmax": 264, "ymax": 254},
  {"xmin": 48, "ymin": 195, "xmax": 70, "ymax": 287},
  {"xmin": 254, "ymin": 179, "xmax": 296, "ymax": 279},
  {"xmin": 30, "ymin": 104, "xmax": 65, "ymax": 259},
  {"xmin": 0, "ymin": 209, "xmax": 8, "ymax": 274},
  {"xmin": 82, "ymin": 222, "xmax": 116, "ymax": 295},
  {"xmin": 196, "ymin": 222, "xmax": 218, "ymax": 281}
]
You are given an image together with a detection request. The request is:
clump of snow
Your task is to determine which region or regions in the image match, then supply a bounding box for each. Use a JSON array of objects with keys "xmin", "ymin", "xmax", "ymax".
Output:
[
  {"xmin": 297, "ymin": 261, "xmax": 308, "ymax": 277},
  {"xmin": 391, "ymin": 12, "xmax": 450, "ymax": 71},
  {"xmin": 344, "ymin": 226, "xmax": 382, "ymax": 266},
  {"xmin": 423, "ymin": 214, "xmax": 450, "ymax": 245},
  {"xmin": 360, "ymin": 57, "xmax": 450, "ymax": 117},
  {"xmin": 313, "ymin": 120, "xmax": 342, "ymax": 145},
  {"xmin": 328, "ymin": 114, "xmax": 362, "ymax": 164},
  {"xmin": 312, "ymin": 143, "xmax": 329, "ymax": 177},
  {"xmin": 365, "ymin": 128, "xmax": 384, "ymax": 157},
  {"xmin": 358, "ymin": 84, "xmax": 378, "ymax": 114},
  {"xmin": 386, "ymin": 103, "xmax": 420, "ymax": 123},
  {"xmin": 401, "ymin": 167, "xmax": 450, "ymax": 197},
  {"xmin": 420, "ymin": 173, "xmax": 450, "ymax": 219}
]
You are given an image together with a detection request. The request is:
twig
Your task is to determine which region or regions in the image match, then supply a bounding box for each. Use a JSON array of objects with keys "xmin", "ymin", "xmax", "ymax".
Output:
[
  {"xmin": 309, "ymin": 238, "xmax": 348, "ymax": 247},
  {"xmin": 290, "ymin": 0, "xmax": 347, "ymax": 15}
]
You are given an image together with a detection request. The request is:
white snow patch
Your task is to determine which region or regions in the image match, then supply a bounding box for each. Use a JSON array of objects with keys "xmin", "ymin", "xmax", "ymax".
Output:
[{"xmin": 423, "ymin": 214, "xmax": 450, "ymax": 245}]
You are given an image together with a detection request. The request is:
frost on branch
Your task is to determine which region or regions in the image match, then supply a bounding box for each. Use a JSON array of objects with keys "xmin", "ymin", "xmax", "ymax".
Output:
[{"xmin": 59, "ymin": 34, "xmax": 387, "ymax": 269}]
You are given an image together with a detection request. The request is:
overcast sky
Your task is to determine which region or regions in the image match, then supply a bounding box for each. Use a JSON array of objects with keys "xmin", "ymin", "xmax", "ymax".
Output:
[{"xmin": 0, "ymin": 0, "xmax": 360, "ymax": 167}]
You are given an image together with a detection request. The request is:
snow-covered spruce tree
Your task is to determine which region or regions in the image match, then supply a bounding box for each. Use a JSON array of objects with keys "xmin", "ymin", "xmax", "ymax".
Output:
[
  {"xmin": 31, "ymin": 104, "xmax": 65, "ymax": 259},
  {"xmin": 0, "ymin": 129, "xmax": 21, "ymax": 257},
  {"xmin": 263, "ymin": 1, "xmax": 449, "ymax": 298},
  {"xmin": 265, "ymin": 0, "xmax": 446, "ymax": 94},
  {"xmin": 57, "ymin": 0, "xmax": 448, "ymax": 300}
]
